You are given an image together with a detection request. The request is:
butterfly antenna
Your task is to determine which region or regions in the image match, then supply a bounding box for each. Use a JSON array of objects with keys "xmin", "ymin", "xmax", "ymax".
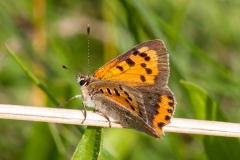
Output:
[
  {"xmin": 87, "ymin": 24, "xmax": 90, "ymax": 75},
  {"xmin": 61, "ymin": 65, "xmax": 78, "ymax": 74}
]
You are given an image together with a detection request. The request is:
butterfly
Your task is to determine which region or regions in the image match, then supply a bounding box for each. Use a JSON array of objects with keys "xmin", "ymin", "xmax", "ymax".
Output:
[{"xmin": 64, "ymin": 39, "xmax": 175, "ymax": 138}]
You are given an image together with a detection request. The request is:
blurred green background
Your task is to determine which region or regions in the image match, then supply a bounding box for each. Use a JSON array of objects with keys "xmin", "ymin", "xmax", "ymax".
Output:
[{"xmin": 0, "ymin": 0, "xmax": 240, "ymax": 160}]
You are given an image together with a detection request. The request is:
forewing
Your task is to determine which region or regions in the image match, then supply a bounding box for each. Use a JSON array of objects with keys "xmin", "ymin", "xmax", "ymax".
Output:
[{"xmin": 93, "ymin": 40, "xmax": 169, "ymax": 87}]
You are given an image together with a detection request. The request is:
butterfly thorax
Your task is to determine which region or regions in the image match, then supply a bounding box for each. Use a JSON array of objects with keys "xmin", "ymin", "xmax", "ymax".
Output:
[{"xmin": 77, "ymin": 74, "xmax": 100, "ymax": 108}]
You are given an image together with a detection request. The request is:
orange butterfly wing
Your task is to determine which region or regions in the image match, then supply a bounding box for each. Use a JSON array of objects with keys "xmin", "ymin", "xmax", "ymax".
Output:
[
  {"xmin": 93, "ymin": 40, "xmax": 175, "ymax": 135},
  {"xmin": 93, "ymin": 40, "xmax": 169, "ymax": 87}
]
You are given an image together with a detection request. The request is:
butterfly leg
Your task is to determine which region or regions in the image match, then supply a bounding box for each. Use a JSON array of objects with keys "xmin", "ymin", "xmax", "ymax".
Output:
[
  {"xmin": 94, "ymin": 109, "xmax": 112, "ymax": 127},
  {"xmin": 59, "ymin": 95, "xmax": 82, "ymax": 108},
  {"xmin": 81, "ymin": 102, "xmax": 87, "ymax": 124}
]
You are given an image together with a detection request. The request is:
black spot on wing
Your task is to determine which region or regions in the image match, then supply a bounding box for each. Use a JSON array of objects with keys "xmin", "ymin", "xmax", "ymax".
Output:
[
  {"xmin": 144, "ymin": 56, "xmax": 150, "ymax": 61},
  {"xmin": 114, "ymin": 88, "xmax": 120, "ymax": 96},
  {"xmin": 165, "ymin": 115, "xmax": 171, "ymax": 121},
  {"xmin": 158, "ymin": 122, "xmax": 165, "ymax": 129},
  {"xmin": 139, "ymin": 52, "xmax": 147, "ymax": 57},
  {"xmin": 126, "ymin": 58, "xmax": 135, "ymax": 67},
  {"xmin": 168, "ymin": 102, "xmax": 174, "ymax": 107},
  {"xmin": 124, "ymin": 91, "xmax": 129, "ymax": 96},
  {"xmin": 130, "ymin": 105, "xmax": 135, "ymax": 111},
  {"xmin": 145, "ymin": 68, "xmax": 152, "ymax": 74},
  {"xmin": 119, "ymin": 85, "xmax": 123, "ymax": 90},
  {"xmin": 168, "ymin": 95, "xmax": 174, "ymax": 100},
  {"xmin": 140, "ymin": 63, "xmax": 147, "ymax": 68},
  {"xmin": 140, "ymin": 75, "xmax": 146, "ymax": 82},
  {"xmin": 128, "ymin": 96, "xmax": 132, "ymax": 101},
  {"xmin": 132, "ymin": 48, "xmax": 140, "ymax": 55},
  {"xmin": 107, "ymin": 88, "xmax": 112, "ymax": 95},
  {"xmin": 125, "ymin": 99, "xmax": 130, "ymax": 104},
  {"xmin": 167, "ymin": 109, "xmax": 173, "ymax": 113},
  {"xmin": 116, "ymin": 66, "xmax": 123, "ymax": 71}
]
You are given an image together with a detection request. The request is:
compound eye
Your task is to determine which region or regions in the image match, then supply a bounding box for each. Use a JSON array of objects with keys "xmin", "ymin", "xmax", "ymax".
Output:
[{"xmin": 79, "ymin": 79, "xmax": 86, "ymax": 86}]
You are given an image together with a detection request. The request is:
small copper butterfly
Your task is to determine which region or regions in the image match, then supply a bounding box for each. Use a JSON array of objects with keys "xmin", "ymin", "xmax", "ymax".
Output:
[{"xmin": 63, "ymin": 39, "xmax": 175, "ymax": 138}]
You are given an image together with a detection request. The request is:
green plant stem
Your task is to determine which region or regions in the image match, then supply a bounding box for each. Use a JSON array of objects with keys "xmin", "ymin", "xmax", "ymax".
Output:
[{"xmin": 3, "ymin": 42, "xmax": 60, "ymax": 106}]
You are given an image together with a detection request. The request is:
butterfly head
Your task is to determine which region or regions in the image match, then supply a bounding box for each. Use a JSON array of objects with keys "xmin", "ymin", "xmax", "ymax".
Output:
[{"xmin": 77, "ymin": 74, "xmax": 90, "ymax": 87}]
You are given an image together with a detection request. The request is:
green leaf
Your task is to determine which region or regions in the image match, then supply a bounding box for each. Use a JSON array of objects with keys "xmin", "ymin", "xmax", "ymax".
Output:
[
  {"xmin": 71, "ymin": 127, "xmax": 103, "ymax": 160},
  {"xmin": 181, "ymin": 80, "xmax": 240, "ymax": 160},
  {"xmin": 180, "ymin": 80, "xmax": 226, "ymax": 120}
]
